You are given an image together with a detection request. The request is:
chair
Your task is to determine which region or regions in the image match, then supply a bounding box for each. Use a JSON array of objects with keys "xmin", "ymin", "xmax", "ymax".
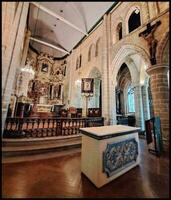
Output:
[
  {"xmin": 145, "ymin": 116, "xmax": 163, "ymax": 156},
  {"xmin": 60, "ymin": 109, "xmax": 68, "ymax": 117},
  {"xmin": 68, "ymin": 107, "xmax": 77, "ymax": 118},
  {"xmin": 76, "ymin": 108, "xmax": 82, "ymax": 118}
]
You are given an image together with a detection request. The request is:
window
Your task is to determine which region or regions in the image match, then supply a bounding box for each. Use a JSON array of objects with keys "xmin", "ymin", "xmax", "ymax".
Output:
[
  {"xmin": 88, "ymin": 44, "xmax": 95, "ymax": 61},
  {"xmin": 127, "ymin": 86, "xmax": 135, "ymax": 112},
  {"xmin": 76, "ymin": 55, "xmax": 82, "ymax": 70},
  {"xmin": 128, "ymin": 9, "xmax": 141, "ymax": 33},
  {"xmin": 88, "ymin": 45, "xmax": 92, "ymax": 61},
  {"xmin": 79, "ymin": 55, "xmax": 82, "ymax": 68},
  {"xmin": 95, "ymin": 38, "xmax": 101, "ymax": 57},
  {"xmin": 76, "ymin": 58, "xmax": 79, "ymax": 70},
  {"xmin": 117, "ymin": 23, "xmax": 122, "ymax": 40}
]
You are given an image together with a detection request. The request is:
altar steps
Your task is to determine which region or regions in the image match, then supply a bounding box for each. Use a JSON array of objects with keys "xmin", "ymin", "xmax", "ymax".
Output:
[{"xmin": 2, "ymin": 135, "xmax": 81, "ymax": 163}]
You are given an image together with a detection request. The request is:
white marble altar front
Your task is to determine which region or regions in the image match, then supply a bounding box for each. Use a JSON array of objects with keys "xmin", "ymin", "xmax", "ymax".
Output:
[{"xmin": 80, "ymin": 125, "xmax": 141, "ymax": 188}]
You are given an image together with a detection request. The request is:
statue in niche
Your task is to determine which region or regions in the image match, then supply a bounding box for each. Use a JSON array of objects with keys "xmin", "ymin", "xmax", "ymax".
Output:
[
  {"xmin": 58, "ymin": 85, "xmax": 61, "ymax": 99},
  {"xmin": 53, "ymin": 85, "xmax": 59, "ymax": 99},
  {"xmin": 52, "ymin": 66, "xmax": 64, "ymax": 82},
  {"xmin": 52, "ymin": 84, "xmax": 62, "ymax": 100}
]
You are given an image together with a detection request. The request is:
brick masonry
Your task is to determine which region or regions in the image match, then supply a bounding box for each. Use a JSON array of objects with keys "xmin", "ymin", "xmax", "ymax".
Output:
[{"xmin": 146, "ymin": 64, "xmax": 169, "ymax": 145}]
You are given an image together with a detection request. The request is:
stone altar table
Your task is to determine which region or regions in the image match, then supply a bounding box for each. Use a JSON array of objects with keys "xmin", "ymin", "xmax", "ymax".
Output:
[{"xmin": 80, "ymin": 125, "xmax": 140, "ymax": 188}]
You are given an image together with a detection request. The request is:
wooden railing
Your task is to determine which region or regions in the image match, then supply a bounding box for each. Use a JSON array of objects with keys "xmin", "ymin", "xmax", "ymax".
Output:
[{"xmin": 3, "ymin": 117, "xmax": 104, "ymax": 138}]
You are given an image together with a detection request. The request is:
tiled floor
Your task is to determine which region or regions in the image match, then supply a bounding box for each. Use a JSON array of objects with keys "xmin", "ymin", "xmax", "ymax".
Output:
[{"xmin": 2, "ymin": 139, "xmax": 169, "ymax": 198}]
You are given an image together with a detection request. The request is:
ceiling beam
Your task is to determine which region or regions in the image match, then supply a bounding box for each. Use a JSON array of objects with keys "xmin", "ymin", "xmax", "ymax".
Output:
[
  {"xmin": 30, "ymin": 2, "xmax": 88, "ymax": 36},
  {"xmin": 30, "ymin": 37, "xmax": 70, "ymax": 54}
]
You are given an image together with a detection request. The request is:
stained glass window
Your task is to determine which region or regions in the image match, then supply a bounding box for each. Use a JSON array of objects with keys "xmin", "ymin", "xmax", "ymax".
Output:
[{"xmin": 127, "ymin": 86, "xmax": 135, "ymax": 112}]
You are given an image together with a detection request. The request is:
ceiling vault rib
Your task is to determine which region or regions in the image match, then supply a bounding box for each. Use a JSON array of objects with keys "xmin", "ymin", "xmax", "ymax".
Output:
[
  {"xmin": 30, "ymin": 2, "xmax": 88, "ymax": 36},
  {"xmin": 30, "ymin": 37, "xmax": 70, "ymax": 54}
]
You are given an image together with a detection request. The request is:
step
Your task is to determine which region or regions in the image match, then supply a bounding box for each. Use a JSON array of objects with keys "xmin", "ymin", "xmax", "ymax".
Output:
[
  {"xmin": 2, "ymin": 135, "xmax": 82, "ymax": 163},
  {"xmin": 2, "ymin": 147, "xmax": 81, "ymax": 164},
  {"xmin": 2, "ymin": 135, "xmax": 82, "ymax": 151}
]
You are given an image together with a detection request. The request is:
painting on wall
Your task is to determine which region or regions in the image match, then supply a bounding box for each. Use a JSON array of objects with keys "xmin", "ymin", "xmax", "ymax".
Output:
[
  {"xmin": 41, "ymin": 63, "xmax": 48, "ymax": 72},
  {"xmin": 81, "ymin": 78, "xmax": 94, "ymax": 93}
]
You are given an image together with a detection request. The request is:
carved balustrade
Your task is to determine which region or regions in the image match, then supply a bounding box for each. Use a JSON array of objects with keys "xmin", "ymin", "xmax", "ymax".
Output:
[{"xmin": 3, "ymin": 117, "xmax": 104, "ymax": 138}]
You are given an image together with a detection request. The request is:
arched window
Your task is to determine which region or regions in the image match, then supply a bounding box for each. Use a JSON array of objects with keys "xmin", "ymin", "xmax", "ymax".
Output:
[
  {"xmin": 117, "ymin": 22, "xmax": 122, "ymax": 40},
  {"xmin": 95, "ymin": 38, "xmax": 101, "ymax": 57},
  {"xmin": 127, "ymin": 86, "xmax": 135, "ymax": 112},
  {"xmin": 88, "ymin": 44, "xmax": 95, "ymax": 61},
  {"xmin": 79, "ymin": 55, "xmax": 82, "ymax": 68},
  {"xmin": 76, "ymin": 58, "xmax": 79, "ymax": 70},
  {"xmin": 88, "ymin": 45, "xmax": 92, "ymax": 61},
  {"xmin": 128, "ymin": 8, "xmax": 141, "ymax": 33}
]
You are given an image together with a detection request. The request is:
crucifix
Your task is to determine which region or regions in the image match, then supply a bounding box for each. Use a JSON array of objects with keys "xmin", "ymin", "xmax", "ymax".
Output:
[{"xmin": 139, "ymin": 20, "xmax": 161, "ymax": 65}]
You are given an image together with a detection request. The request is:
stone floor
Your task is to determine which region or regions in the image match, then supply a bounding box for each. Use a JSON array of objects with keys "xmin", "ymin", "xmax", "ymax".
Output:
[{"xmin": 2, "ymin": 139, "xmax": 169, "ymax": 198}]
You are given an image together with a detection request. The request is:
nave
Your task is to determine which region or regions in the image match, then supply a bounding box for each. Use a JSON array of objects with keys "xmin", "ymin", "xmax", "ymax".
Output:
[{"xmin": 2, "ymin": 139, "xmax": 169, "ymax": 198}]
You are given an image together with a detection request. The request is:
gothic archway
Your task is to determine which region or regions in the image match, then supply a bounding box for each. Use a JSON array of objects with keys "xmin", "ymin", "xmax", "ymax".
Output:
[{"xmin": 110, "ymin": 44, "xmax": 151, "ymax": 130}]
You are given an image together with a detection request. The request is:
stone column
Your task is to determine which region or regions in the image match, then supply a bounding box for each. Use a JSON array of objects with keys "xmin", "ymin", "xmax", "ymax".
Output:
[
  {"xmin": 101, "ymin": 14, "xmax": 109, "ymax": 125},
  {"xmin": 148, "ymin": 2, "xmax": 158, "ymax": 19},
  {"xmin": 2, "ymin": 2, "xmax": 29, "ymax": 135},
  {"xmin": 20, "ymin": 30, "xmax": 31, "ymax": 68},
  {"xmin": 141, "ymin": 2, "xmax": 150, "ymax": 24},
  {"xmin": 142, "ymin": 85, "xmax": 150, "ymax": 120},
  {"xmin": 146, "ymin": 64, "xmax": 169, "ymax": 146},
  {"xmin": 133, "ymin": 84, "xmax": 145, "ymax": 131}
]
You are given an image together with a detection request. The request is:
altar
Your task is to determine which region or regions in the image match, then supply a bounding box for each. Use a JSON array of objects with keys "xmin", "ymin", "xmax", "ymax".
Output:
[
  {"xmin": 37, "ymin": 104, "xmax": 53, "ymax": 112},
  {"xmin": 80, "ymin": 125, "xmax": 140, "ymax": 188}
]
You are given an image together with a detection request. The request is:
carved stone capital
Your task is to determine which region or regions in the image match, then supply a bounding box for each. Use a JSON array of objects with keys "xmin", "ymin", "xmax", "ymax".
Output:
[{"xmin": 146, "ymin": 64, "xmax": 169, "ymax": 75}]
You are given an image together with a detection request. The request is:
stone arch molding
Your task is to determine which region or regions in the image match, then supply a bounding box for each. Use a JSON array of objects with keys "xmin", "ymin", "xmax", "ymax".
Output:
[
  {"xmin": 156, "ymin": 30, "xmax": 169, "ymax": 64},
  {"xmin": 111, "ymin": 44, "xmax": 150, "ymax": 86},
  {"xmin": 95, "ymin": 37, "xmax": 101, "ymax": 56},
  {"xmin": 88, "ymin": 43, "xmax": 96, "ymax": 61},
  {"xmin": 88, "ymin": 67, "xmax": 102, "ymax": 79},
  {"xmin": 124, "ymin": 4, "xmax": 142, "ymax": 34},
  {"xmin": 112, "ymin": 18, "xmax": 123, "ymax": 44}
]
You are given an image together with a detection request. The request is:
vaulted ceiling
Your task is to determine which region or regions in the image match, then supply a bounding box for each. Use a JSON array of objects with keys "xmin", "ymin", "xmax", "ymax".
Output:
[{"xmin": 28, "ymin": 2, "xmax": 115, "ymax": 58}]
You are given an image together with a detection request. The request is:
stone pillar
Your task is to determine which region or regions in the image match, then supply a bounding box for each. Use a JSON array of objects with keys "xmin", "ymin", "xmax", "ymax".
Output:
[
  {"xmin": 142, "ymin": 85, "xmax": 150, "ymax": 120},
  {"xmin": 141, "ymin": 2, "xmax": 150, "ymax": 24},
  {"xmin": 20, "ymin": 30, "xmax": 31, "ymax": 68},
  {"xmin": 148, "ymin": 2, "xmax": 158, "ymax": 19},
  {"xmin": 2, "ymin": 2, "xmax": 29, "ymax": 135},
  {"xmin": 101, "ymin": 14, "xmax": 109, "ymax": 125},
  {"xmin": 133, "ymin": 84, "xmax": 145, "ymax": 131},
  {"xmin": 82, "ymin": 96, "xmax": 87, "ymax": 117},
  {"xmin": 146, "ymin": 64, "xmax": 169, "ymax": 146}
]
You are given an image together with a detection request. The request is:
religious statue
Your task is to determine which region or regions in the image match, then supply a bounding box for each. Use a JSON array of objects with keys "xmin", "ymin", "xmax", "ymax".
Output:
[{"xmin": 139, "ymin": 21, "xmax": 161, "ymax": 65}]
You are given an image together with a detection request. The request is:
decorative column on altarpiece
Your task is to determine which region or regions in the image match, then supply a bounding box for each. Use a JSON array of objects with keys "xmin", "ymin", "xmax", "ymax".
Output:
[{"xmin": 146, "ymin": 64, "xmax": 169, "ymax": 146}]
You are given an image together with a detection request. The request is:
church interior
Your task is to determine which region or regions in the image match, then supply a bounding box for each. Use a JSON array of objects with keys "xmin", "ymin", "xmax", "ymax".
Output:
[{"xmin": 2, "ymin": 2, "xmax": 169, "ymax": 198}]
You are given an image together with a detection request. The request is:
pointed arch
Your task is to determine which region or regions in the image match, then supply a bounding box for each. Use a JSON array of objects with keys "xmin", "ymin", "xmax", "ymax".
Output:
[
  {"xmin": 111, "ymin": 44, "xmax": 150, "ymax": 84},
  {"xmin": 156, "ymin": 30, "xmax": 169, "ymax": 64},
  {"xmin": 125, "ymin": 5, "xmax": 142, "ymax": 34},
  {"xmin": 95, "ymin": 37, "xmax": 101, "ymax": 57},
  {"xmin": 88, "ymin": 43, "xmax": 95, "ymax": 62},
  {"xmin": 116, "ymin": 22, "xmax": 122, "ymax": 41}
]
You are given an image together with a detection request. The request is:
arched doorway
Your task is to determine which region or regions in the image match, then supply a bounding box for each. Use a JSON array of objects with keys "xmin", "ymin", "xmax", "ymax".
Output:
[
  {"xmin": 115, "ymin": 63, "xmax": 136, "ymax": 126},
  {"xmin": 110, "ymin": 44, "xmax": 151, "ymax": 131}
]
